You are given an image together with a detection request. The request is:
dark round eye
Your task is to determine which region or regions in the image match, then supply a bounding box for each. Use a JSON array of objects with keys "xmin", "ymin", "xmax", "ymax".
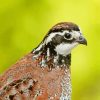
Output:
[{"xmin": 64, "ymin": 33, "xmax": 72, "ymax": 39}]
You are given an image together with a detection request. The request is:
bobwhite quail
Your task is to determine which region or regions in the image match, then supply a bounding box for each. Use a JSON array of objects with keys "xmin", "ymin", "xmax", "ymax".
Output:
[{"xmin": 0, "ymin": 22, "xmax": 87, "ymax": 100}]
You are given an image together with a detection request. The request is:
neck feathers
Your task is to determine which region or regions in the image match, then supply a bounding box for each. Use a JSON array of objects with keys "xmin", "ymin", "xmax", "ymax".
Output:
[{"xmin": 32, "ymin": 42, "xmax": 71, "ymax": 69}]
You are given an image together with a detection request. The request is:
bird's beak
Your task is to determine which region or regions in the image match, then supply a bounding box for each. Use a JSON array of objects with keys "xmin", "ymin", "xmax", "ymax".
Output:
[{"xmin": 77, "ymin": 36, "xmax": 87, "ymax": 45}]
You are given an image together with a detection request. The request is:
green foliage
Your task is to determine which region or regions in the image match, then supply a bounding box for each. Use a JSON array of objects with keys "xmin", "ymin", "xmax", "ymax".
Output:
[{"xmin": 0, "ymin": 0, "xmax": 100, "ymax": 100}]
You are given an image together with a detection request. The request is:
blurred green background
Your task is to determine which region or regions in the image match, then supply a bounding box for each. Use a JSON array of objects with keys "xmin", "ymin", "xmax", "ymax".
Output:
[{"xmin": 0, "ymin": 0, "xmax": 100, "ymax": 100}]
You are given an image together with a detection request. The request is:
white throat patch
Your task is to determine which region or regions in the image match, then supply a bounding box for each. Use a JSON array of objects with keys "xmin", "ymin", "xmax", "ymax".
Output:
[{"xmin": 55, "ymin": 42, "xmax": 78, "ymax": 56}]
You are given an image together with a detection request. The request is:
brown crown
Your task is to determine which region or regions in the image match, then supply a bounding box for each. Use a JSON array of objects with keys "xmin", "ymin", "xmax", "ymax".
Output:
[{"xmin": 48, "ymin": 22, "xmax": 80, "ymax": 34}]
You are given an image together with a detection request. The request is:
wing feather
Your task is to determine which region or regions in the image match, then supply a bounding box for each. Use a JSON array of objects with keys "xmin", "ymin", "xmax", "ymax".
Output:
[{"xmin": 0, "ymin": 77, "xmax": 37, "ymax": 100}]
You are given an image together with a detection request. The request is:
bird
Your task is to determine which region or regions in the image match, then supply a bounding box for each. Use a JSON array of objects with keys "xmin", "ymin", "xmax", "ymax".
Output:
[{"xmin": 0, "ymin": 22, "xmax": 87, "ymax": 100}]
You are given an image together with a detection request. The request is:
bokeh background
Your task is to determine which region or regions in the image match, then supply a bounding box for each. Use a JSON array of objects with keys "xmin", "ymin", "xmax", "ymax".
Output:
[{"xmin": 0, "ymin": 0, "xmax": 100, "ymax": 100}]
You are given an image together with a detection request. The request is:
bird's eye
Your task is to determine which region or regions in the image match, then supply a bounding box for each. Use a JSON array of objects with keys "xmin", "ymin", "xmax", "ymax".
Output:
[
  {"xmin": 64, "ymin": 33, "xmax": 72, "ymax": 40},
  {"xmin": 60, "ymin": 30, "xmax": 63, "ymax": 32}
]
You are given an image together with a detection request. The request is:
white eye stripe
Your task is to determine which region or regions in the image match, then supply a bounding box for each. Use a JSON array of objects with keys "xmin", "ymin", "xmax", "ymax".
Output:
[
  {"xmin": 71, "ymin": 31, "xmax": 81, "ymax": 39},
  {"xmin": 45, "ymin": 30, "xmax": 81, "ymax": 44}
]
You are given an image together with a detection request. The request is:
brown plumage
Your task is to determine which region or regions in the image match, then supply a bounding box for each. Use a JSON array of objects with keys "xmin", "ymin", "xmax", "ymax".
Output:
[
  {"xmin": 0, "ymin": 53, "xmax": 71, "ymax": 100},
  {"xmin": 0, "ymin": 22, "xmax": 87, "ymax": 100}
]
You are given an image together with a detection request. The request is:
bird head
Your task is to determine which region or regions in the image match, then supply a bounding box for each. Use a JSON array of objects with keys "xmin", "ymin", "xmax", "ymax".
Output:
[
  {"xmin": 43, "ymin": 22, "xmax": 87, "ymax": 56},
  {"xmin": 32, "ymin": 22, "xmax": 87, "ymax": 67}
]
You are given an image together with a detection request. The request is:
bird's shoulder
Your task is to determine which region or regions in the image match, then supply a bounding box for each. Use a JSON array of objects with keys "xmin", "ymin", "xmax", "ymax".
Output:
[
  {"xmin": 0, "ymin": 53, "xmax": 37, "ymax": 91},
  {"xmin": 0, "ymin": 52, "xmax": 40, "ymax": 99}
]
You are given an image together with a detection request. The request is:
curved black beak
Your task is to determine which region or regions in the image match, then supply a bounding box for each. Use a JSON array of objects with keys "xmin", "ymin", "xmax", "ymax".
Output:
[{"xmin": 77, "ymin": 36, "xmax": 87, "ymax": 45}]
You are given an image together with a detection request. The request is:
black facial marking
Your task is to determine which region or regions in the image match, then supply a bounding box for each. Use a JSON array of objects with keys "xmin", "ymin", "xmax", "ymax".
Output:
[
  {"xmin": 51, "ymin": 34, "xmax": 76, "ymax": 46},
  {"xmin": 46, "ymin": 42, "xmax": 57, "ymax": 56},
  {"xmin": 52, "ymin": 34, "xmax": 64, "ymax": 45}
]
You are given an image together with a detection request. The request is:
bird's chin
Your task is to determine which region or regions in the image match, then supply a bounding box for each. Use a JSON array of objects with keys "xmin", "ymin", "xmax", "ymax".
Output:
[{"xmin": 55, "ymin": 42, "xmax": 79, "ymax": 56}]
